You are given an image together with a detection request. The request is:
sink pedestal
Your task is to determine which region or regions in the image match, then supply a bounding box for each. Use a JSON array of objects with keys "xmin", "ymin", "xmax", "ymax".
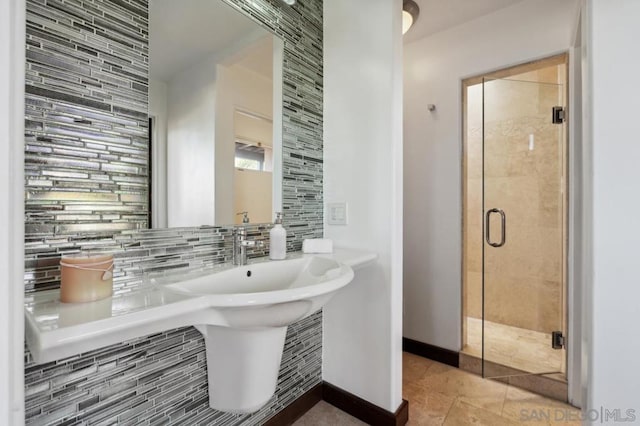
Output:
[{"xmin": 195, "ymin": 325, "xmax": 287, "ymax": 413}]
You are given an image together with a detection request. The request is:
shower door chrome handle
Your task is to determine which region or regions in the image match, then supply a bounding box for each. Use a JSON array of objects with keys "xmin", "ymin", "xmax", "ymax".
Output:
[{"xmin": 485, "ymin": 208, "xmax": 506, "ymax": 248}]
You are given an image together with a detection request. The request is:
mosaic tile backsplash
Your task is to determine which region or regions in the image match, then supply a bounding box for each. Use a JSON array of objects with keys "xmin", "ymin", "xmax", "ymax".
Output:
[
  {"xmin": 23, "ymin": 0, "xmax": 324, "ymax": 424},
  {"xmin": 25, "ymin": 312, "xmax": 322, "ymax": 426}
]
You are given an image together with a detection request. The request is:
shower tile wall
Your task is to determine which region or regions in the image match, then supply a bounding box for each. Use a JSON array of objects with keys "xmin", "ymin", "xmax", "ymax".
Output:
[
  {"xmin": 464, "ymin": 65, "xmax": 565, "ymax": 334},
  {"xmin": 23, "ymin": 0, "xmax": 324, "ymax": 424}
]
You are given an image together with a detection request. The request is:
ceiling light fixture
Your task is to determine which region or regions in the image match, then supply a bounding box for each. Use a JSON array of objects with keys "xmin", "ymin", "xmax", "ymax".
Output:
[
  {"xmin": 402, "ymin": 0, "xmax": 420, "ymax": 35},
  {"xmin": 282, "ymin": 0, "xmax": 296, "ymax": 5}
]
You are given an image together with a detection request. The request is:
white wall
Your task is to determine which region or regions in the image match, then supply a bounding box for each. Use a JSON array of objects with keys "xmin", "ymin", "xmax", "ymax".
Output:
[
  {"xmin": 403, "ymin": 0, "xmax": 580, "ymax": 351},
  {"xmin": 586, "ymin": 0, "xmax": 640, "ymax": 419},
  {"xmin": 323, "ymin": 0, "xmax": 404, "ymax": 413},
  {"xmin": 149, "ymin": 79, "xmax": 168, "ymax": 228},
  {"xmin": 166, "ymin": 56, "xmax": 218, "ymax": 227},
  {"xmin": 0, "ymin": 0, "xmax": 25, "ymax": 423}
]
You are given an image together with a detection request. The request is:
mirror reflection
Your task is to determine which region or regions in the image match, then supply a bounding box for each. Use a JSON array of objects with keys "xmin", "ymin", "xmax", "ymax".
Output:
[{"xmin": 149, "ymin": 0, "xmax": 283, "ymax": 228}]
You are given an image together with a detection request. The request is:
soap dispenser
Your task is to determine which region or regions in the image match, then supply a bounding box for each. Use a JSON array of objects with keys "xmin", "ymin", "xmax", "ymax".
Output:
[{"xmin": 269, "ymin": 212, "xmax": 286, "ymax": 260}]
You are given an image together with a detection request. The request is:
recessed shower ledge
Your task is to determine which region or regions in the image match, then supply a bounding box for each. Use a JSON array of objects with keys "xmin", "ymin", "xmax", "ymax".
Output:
[{"xmin": 25, "ymin": 248, "xmax": 376, "ymax": 413}]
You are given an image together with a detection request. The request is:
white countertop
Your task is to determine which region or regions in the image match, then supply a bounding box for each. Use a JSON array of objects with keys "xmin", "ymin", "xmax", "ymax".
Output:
[
  {"xmin": 25, "ymin": 248, "xmax": 377, "ymax": 364},
  {"xmin": 310, "ymin": 247, "xmax": 377, "ymax": 270}
]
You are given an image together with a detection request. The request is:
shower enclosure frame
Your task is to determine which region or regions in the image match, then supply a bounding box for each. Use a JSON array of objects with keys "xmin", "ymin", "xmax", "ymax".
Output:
[{"xmin": 460, "ymin": 53, "xmax": 571, "ymax": 400}]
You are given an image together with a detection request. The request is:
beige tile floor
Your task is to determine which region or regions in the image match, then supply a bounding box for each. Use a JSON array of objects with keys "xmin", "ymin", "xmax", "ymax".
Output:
[
  {"xmin": 295, "ymin": 352, "xmax": 580, "ymax": 425},
  {"xmin": 293, "ymin": 401, "xmax": 366, "ymax": 426},
  {"xmin": 462, "ymin": 317, "xmax": 565, "ymax": 376}
]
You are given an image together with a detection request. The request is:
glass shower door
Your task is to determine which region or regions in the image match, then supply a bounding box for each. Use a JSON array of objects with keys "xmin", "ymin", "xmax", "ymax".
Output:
[{"xmin": 482, "ymin": 77, "xmax": 566, "ymax": 379}]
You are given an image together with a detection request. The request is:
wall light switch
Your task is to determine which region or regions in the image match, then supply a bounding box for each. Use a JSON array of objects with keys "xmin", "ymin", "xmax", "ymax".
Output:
[{"xmin": 327, "ymin": 202, "xmax": 348, "ymax": 225}]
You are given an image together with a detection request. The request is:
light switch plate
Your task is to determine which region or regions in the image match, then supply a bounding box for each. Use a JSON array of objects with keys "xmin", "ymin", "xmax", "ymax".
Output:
[{"xmin": 327, "ymin": 202, "xmax": 348, "ymax": 225}]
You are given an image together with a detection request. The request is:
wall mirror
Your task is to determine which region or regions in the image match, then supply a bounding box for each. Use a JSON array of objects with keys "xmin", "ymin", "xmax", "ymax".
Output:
[{"xmin": 149, "ymin": 0, "xmax": 283, "ymax": 228}]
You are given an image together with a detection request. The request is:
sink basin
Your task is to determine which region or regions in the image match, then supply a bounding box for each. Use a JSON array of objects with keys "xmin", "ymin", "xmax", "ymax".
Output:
[
  {"xmin": 164, "ymin": 255, "xmax": 351, "ymax": 298},
  {"xmin": 157, "ymin": 256, "xmax": 353, "ymax": 327},
  {"xmin": 151, "ymin": 255, "xmax": 354, "ymax": 413}
]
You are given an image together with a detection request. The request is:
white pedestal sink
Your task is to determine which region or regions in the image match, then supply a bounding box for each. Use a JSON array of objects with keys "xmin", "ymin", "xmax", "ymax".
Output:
[
  {"xmin": 195, "ymin": 325, "xmax": 287, "ymax": 413},
  {"xmin": 25, "ymin": 251, "xmax": 375, "ymax": 415},
  {"xmin": 153, "ymin": 256, "xmax": 354, "ymax": 413}
]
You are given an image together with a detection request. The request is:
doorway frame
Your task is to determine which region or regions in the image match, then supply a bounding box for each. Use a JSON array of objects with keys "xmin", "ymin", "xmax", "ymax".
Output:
[{"xmin": 460, "ymin": 52, "xmax": 574, "ymax": 401}]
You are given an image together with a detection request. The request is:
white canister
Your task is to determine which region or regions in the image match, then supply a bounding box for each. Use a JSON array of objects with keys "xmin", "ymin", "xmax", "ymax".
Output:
[
  {"xmin": 60, "ymin": 253, "xmax": 114, "ymax": 303},
  {"xmin": 269, "ymin": 213, "xmax": 287, "ymax": 260}
]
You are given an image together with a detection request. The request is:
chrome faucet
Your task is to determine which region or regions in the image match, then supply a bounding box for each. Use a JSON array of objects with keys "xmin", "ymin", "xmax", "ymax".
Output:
[
  {"xmin": 233, "ymin": 226, "xmax": 265, "ymax": 266},
  {"xmin": 236, "ymin": 211, "xmax": 250, "ymax": 224}
]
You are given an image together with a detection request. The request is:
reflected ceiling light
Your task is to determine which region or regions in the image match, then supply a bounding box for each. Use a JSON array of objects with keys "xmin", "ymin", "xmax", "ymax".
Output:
[
  {"xmin": 403, "ymin": 0, "xmax": 420, "ymax": 35},
  {"xmin": 282, "ymin": 0, "xmax": 296, "ymax": 5}
]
